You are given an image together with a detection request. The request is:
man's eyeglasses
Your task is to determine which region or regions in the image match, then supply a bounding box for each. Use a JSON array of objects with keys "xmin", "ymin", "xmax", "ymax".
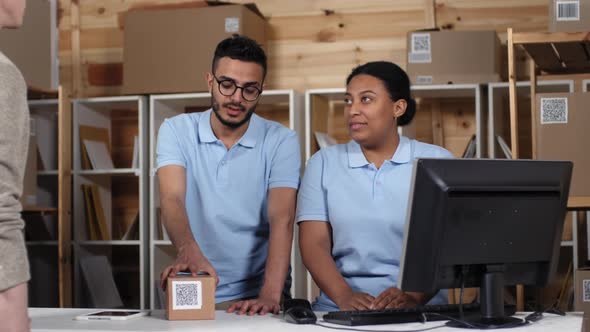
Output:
[{"xmin": 213, "ymin": 75, "xmax": 262, "ymax": 102}]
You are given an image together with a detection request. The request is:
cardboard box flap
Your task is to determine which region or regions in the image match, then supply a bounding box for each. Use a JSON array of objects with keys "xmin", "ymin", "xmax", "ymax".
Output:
[
  {"xmin": 121, "ymin": 1, "xmax": 265, "ymax": 28},
  {"xmin": 206, "ymin": 1, "xmax": 265, "ymax": 19}
]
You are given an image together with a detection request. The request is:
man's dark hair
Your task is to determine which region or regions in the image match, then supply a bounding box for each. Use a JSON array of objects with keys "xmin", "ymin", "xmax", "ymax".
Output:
[{"xmin": 212, "ymin": 34, "xmax": 267, "ymax": 80}]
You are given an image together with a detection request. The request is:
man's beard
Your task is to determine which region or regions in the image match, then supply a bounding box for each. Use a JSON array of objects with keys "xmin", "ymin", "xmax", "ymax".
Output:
[{"xmin": 211, "ymin": 97, "xmax": 256, "ymax": 129}]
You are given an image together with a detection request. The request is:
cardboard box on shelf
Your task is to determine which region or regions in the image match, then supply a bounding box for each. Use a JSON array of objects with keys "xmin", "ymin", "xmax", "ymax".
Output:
[
  {"xmin": 166, "ymin": 274, "xmax": 215, "ymax": 320},
  {"xmin": 406, "ymin": 30, "xmax": 501, "ymax": 85},
  {"xmin": 535, "ymin": 93, "xmax": 590, "ymax": 197},
  {"xmin": 0, "ymin": 0, "xmax": 58, "ymax": 90},
  {"xmin": 548, "ymin": 0, "xmax": 590, "ymax": 32},
  {"xmin": 575, "ymin": 268, "xmax": 590, "ymax": 312},
  {"xmin": 123, "ymin": 2, "xmax": 267, "ymax": 95}
]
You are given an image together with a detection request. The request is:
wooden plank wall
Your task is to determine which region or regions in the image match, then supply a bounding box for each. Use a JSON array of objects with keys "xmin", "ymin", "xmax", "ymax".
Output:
[{"xmin": 58, "ymin": 0, "xmax": 550, "ymax": 98}]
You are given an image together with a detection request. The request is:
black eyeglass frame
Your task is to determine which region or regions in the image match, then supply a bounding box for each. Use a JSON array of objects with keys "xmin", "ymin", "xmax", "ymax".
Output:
[{"xmin": 213, "ymin": 75, "xmax": 263, "ymax": 102}]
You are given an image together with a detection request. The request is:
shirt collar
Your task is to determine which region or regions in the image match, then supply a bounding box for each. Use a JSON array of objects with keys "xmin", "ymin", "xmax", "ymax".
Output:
[
  {"xmin": 198, "ymin": 109, "xmax": 258, "ymax": 148},
  {"xmin": 347, "ymin": 140, "xmax": 369, "ymax": 168},
  {"xmin": 391, "ymin": 136, "xmax": 411, "ymax": 164},
  {"xmin": 198, "ymin": 109, "xmax": 217, "ymax": 143},
  {"xmin": 347, "ymin": 136, "xmax": 412, "ymax": 168}
]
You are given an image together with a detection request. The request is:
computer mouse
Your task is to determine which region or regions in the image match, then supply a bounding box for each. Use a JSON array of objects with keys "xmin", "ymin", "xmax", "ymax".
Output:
[{"xmin": 284, "ymin": 306, "xmax": 317, "ymax": 324}]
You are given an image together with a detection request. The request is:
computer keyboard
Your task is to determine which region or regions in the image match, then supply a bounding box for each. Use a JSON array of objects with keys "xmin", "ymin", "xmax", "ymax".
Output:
[{"xmin": 323, "ymin": 303, "xmax": 517, "ymax": 326}]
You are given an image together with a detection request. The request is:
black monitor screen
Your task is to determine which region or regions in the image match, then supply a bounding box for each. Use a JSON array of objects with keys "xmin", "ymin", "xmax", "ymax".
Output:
[{"xmin": 399, "ymin": 159, "xmax": 572, "ymax": 328}]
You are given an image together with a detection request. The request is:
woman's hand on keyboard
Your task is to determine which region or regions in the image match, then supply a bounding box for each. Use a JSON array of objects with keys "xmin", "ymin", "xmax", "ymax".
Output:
[
  {"xmin": 370, "ymin": 287, "xmax": 419, "ymax": 310},
  {"xmin": 336, "ymin": 292, "xmax": 376, "ymax": 311}
]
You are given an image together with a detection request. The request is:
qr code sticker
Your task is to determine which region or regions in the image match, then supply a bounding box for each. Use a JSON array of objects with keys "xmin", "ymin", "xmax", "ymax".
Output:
[
  {"xmin": 172, "ymin": 280, "xmax": 202, "ymax": 310},
  {"xmin": 225, "ymin": 17, "xmax": 240, "ymax": 33},
  {"xmin": 411, "ymin": 33, "xmax": 431, "ymax": 53},
  {"xmin": 584, "ymin": 279, "xmax": 590, "ymax": 302},
  {"xmin": 540, "ymin": 97, "xmax": 568, "ymax": 124}
]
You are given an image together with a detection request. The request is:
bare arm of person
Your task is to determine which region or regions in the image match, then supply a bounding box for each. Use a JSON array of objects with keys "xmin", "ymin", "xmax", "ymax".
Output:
[
  {"xmin": 299, "ymin": 221, "xmax": 375, "ymax": 311},
  {"xmin": 228, "ymin": 187, "xmax": 297, "ymax": 315},
  {"xmin": 158, "ymin": 165, "xmax": 218, "ymax": 290}
]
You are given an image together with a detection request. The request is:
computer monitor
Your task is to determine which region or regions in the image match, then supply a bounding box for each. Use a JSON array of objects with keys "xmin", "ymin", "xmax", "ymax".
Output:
[{"xmin": 399, "ymin": 159, "xmax": 572, "ymax": 329}]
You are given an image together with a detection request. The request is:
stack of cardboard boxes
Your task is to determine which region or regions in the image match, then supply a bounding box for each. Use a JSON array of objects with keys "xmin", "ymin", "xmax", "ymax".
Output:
[{"xmin": 547, "ymin": 0, "xmax": 590, "ymax": 319}]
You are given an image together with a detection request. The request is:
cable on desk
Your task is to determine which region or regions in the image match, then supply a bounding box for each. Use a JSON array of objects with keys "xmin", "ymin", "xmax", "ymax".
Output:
[{"xmin": 315, "ymin": 321, "xmax": 446, "ymax": 332}]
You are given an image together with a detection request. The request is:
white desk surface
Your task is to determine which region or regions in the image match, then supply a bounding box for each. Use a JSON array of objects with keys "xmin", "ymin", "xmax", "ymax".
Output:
[{"xmin": 29, "ymin": 308, "xmax": 583, "ymax": 332}]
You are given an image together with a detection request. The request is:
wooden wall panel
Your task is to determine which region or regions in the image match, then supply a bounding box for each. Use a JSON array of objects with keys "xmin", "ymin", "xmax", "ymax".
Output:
[
  {"xmin": 58, "ymin": 0, "xmax": 552, "ymax": 98},
  {"xmin": 435, "ymin": 0, "xmax": 548, "ymax": 36}
]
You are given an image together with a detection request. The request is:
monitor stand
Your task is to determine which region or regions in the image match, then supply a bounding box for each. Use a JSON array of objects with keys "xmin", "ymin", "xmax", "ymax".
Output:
[{"xmin": 446, "ymin": 266, "xmax": 527, "ymax": 329}]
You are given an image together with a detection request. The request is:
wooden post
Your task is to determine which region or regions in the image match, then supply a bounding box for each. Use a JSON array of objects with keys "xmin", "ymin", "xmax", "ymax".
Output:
[
  {"xmin": 58, "ymin": 86, "xmax": 72, "ymax": 307},
  {"xmin": 530, "ymin": 59, "xmax": 537, "ymax": 159},
  {"xmin": 431, "ymin": 101, "xmax": 444, "ymax": 147},
  {"xmin": 70, "ymin": 0, "xmax": 82, "ymax": 98},
  {"xmin": 507, "ymin": 28, "xmax": 525, "ymax": 312},
  {"xmin": 507, "ymin": 28, "xmax": 519, "ymax": 159},
  {"xmin": 424, "ymin": 0, "xmax": 437, "ymax": 28}
]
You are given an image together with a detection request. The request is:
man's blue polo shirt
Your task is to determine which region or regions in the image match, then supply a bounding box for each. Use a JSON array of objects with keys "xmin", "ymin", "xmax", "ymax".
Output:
[{"xmin": 156, "ymin": 109, "xmax": 300, "ymax": 302}]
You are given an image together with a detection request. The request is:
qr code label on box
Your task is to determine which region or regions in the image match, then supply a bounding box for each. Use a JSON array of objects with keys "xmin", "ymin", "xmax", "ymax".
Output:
[
  {"xmin": 409, "ymin": 33, "xmax": 432, "ymax": 63},
  {"xmin": 584, "ymin": 279, "xmax": 590, "ymax": 302},
  {"xmin": 411, "ymin": 33, "xmax": 431, "ymax": 53},
  {"xmin": 225, "ymin": 17, "xmax": 240, "ymax": 33},
  {"xmin": 172, "ymin": 280, "xmax": 202, "ymax": 310},
  {"xmin": 540, "ymin": 97, "xmax": 568, "ymax": 124}
]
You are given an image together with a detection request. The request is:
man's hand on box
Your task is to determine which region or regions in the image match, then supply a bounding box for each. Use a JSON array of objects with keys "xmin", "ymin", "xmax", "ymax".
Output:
[{"xmin": 160, "ymin": 247, "xmax": 218, "ymax": 290}]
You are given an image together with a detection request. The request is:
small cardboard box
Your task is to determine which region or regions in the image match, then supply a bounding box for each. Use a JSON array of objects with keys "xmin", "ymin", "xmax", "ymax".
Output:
[
  {"xmin": 575, "ymin": 268, "xmax": 590, "ymax": 312},
  {"xmin": 166, "ymin": 275, "xmax": 215, "ymax": 320},
  {"xmin": 535, "ymin": 93, "xmax": 590, "ymax": 197},
  {"xmin": 406, "ymin": 30, "xmax": 501, "ymax": 85},
  {"xmin": 548, "ymin": 0, "xmax": 590, "ymax": 32},
  {"xmin": 123, "ymin": 2, "xmax": 267, "ymax": 94}
]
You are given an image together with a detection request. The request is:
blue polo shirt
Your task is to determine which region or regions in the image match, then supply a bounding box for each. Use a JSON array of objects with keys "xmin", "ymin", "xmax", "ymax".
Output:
[
  {"xmin": 296, "ymin": 136, "xmax": 453, "ymax": 310},
  {"xmin": 156, "ymin": 109, "xmax": 301, "ymax": 303}
]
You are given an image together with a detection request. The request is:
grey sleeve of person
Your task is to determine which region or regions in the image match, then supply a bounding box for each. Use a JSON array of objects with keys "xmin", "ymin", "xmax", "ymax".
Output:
[{"xmin": 0, "ymin": 53, "xmax": 31, "ymax": 291}]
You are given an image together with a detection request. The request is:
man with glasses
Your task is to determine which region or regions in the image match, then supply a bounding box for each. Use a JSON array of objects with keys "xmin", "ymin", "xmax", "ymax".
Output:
[{"xmin": 156, "ymin": 35, "xmax": 300, "ymax": 315}]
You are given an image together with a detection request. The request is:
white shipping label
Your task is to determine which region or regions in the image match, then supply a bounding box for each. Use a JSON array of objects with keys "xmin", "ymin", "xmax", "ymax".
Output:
[
  {"xmin": 225, "ymin": 17, "xmax": 240, "ymax": 33},
  {"xmin": 556, "ymin": 0, "xmax": 580, "ymax": 21},
  {"xmin": 584, "ymin": 279, "xmax": 590, "ymax": 302},
  {"xmin": 172, "ymin": 280, "xmax": 202, "ymax": 310},
  {"xmin": 415, "ymin": 76, "xmax": 433, "ymax": 85},
  {"xmin": 540, "ymin": 97, "xmax": 568, "ymax": 124},
  {"xmin": 408, "ymin": 52, "xmax": 432, "ymax": 64}
]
